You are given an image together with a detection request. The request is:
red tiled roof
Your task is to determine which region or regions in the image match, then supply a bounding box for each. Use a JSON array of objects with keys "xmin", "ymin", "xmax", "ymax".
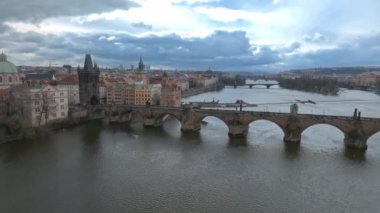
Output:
[{"xmin": 58, "ymin": 75, "xmax": 79, "ymax": 84}]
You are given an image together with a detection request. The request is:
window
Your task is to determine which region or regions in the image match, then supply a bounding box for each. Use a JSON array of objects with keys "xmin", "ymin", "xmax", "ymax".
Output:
[
  {"xmin": 60, "ymin": 105, "xmax": 65, "ymax": 110},
  {"xmin": 8, "ymin": 76, "xmax": 12, "ymax": 83},
  {"xmin": 35, "ymin": 101, "xmax": 39, "ymax": 105},
  {"xmin": 61, "ymin": 112, "xmax": 65, "ymax": 117},
  {"xmin": 35, "ymin": 108, "xmax": 40, "ymax": 112},
  {"xmin": 60, "ymin": 99, "xmax": 64, "ymax": 102},
  {"xmin": 60, "ymin": 92, "xmax": 64, "ymax": 96},
  {"xmin": 34, "ymin": 94, "xmax": 40, "ymax": 98}
]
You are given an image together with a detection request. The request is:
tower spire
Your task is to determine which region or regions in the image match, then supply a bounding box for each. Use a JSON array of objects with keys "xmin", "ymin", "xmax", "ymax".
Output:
[
  {"xmin": 84, "ymin": 54, "xmax": 93, "ymax": 72},
  {"xmin": 138, "ymin": 57, "xmax": 144, "ymax": 72}
]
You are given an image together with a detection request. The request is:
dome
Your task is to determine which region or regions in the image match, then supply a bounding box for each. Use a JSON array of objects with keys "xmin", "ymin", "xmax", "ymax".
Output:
[{"xmin": 0, "ymin": 52, "xmax": 18, "ymax": 73}]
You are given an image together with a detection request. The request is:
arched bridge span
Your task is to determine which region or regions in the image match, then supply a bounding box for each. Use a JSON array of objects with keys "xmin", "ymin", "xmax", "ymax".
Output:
[{"xmin": 96, "ymin": 105, "xmax": 380, "ymax": 150}]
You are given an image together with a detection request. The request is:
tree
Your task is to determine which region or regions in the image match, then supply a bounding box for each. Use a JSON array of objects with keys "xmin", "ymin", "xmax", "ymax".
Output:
[
  {"xmin": 37, "ymin": 90, "xmax": 58, "ymax": 126},
  {"xmin": 0, "ymin": 86, "xmax": 24, "ymax": 118}
]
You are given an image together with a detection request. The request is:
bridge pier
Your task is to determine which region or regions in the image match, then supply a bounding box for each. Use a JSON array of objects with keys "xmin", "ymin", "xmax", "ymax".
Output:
[
  {"xmin": 283, "ymin": 123, "xmax": 301, "ymax": 144},
  {"xmin": 344, "ymin": 130, "xmax": 368, "ymax": 150},
  {"xmin": 143, "ymin": 117, "xmax": 158, "ymax": 128},
  {"xmin": 249, "ymin": 85, "xmax": 253, "ymax": 89},
  {"xmin": 181, "ymin": 122, "xmax": 200, "ymax": 133},
  {"xmin": 228, "ymin": 124, "xmax": 248, "ymax": 138},
  {"xmin": 266, "ymin": 85, "xmax": 270, "ymax": 89},
  {"xmin": 283, "ymin": 132, "xmax": 301, "ymax": 144}
]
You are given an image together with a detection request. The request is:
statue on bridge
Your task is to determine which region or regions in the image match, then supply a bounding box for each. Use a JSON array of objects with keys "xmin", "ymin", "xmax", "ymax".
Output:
[
  {"xmin": 290, "ymin": 103, "xmax": 298, "ymax": 115},
  {"xmin": 353, "ymin": 108, "xmax": 362, "ymax": 121}
]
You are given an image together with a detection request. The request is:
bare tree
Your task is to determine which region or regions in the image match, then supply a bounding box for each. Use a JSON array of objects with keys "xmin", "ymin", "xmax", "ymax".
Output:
[{"xmin": 37, "ymin": 90, "xmax": 58, "ymax": 126}]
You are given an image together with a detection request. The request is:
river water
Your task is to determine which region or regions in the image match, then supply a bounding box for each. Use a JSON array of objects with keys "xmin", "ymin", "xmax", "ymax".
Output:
[{"xmin": 1, "ymin": 86, "xmax": 380, "ymax": 213}]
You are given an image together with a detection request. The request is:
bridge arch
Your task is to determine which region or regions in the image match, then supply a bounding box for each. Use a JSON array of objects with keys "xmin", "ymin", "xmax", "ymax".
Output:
[
  {"xmin": 247, "ymin": 119, "xmax": 285, "ymax": 134},
  {"xmin": 197, "ymin": 115, "xmax": 230, "ymax": 141},
  {"xmin": 301, "ymin": 122, "xmax": 347, "ymax": 136},
  {"xmin": 367, "ymin": 131, "xmax": 380, "ymax": 144},
  {"xmin": 301, "ymin": 124, "xmax": 345, "ymax": 146},
  {"xmin": 199, "ymin": 115, "xmax": 229, "ymax": 131},
  {"xmin": 154, "ymin": 112, "xmax": 182, "ymax": 125},
  {"xmin": 247, "ymin": 119, "xmax": 285, "ymax": 143},
  {"xmin": 120, "ymin": 109, "xmax": 144, "ymax": 122},
  {"xmin": 198, "ymin": 115, "xmax": 229, "ymax": 128}
]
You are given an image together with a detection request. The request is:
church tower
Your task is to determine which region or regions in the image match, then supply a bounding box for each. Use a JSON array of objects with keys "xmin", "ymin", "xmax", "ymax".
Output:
[
  {"xmin": 138, "ymin": 57, "xmax": 144, "ymax": 72},
  {"xmin": 78, "ymin": 54, "xmax": 100, "ymax": 105}
]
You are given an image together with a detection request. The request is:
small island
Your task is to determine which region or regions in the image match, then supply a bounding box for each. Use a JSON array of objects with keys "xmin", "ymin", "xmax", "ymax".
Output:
[{"xmin": 278, "ymin": 77, "xmax": 339, "ymax": 95}]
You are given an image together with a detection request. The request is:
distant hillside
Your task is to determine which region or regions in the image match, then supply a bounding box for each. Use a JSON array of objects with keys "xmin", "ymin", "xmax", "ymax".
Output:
[
  {"xmin": 221, "ymin": 70, "xmax": 271, "ymax": 76},
  {"xmin": 282, "ymin": 67, "xmax": 380, "ymax": 75}
]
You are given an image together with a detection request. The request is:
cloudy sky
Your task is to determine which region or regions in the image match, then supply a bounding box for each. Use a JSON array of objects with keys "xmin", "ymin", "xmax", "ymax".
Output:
[{"xmin": 0, "ymin": 0, "xmax": 379, "ymax": 72}]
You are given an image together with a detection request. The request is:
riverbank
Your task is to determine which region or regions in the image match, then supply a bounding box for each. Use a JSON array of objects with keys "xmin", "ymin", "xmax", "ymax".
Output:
[
  {"xmin": 0, "ymin": 116, "xmax": 94, "ymax": 144},
  {"xmin": 182, "ymin": 83, "xmax": 224, "ymax": 98},
  {"xmin": 278, "ymin": 78, "xmax": 339, "ymax": 95}
]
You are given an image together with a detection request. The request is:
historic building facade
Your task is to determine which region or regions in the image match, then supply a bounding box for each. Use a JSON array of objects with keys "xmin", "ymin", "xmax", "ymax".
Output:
[
  {"xmin": 106, "ymin": 83, "xmax": 152, "ymax": 105},
  {"xmin": 12, "ymin": 84, "xmax": 68, "ymax": 127},
  {"xmin": 160, "ymin": 76, "xmax": 182, "ymax": 107},
  {"xmin": 78, "ymin": 54, "xmax": 100, "ymax": 105},
  {"xmin": 57, "ymin": 75, "xmax": 79, "ymax": 105}
]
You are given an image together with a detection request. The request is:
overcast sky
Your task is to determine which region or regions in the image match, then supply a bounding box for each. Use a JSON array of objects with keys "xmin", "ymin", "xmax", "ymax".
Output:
[{"xmin": 0, "ymin": 0, "xmax": 379, "ymax": 72}]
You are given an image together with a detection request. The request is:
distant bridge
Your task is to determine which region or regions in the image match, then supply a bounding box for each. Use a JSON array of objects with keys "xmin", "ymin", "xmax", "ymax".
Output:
[
  {"xmin": 92, "ymin": 105, "xmax": 380, "ymax": 150},
  {"xmin": 235, "ymin": 80, "xmax": 279, "ymax": 89}
]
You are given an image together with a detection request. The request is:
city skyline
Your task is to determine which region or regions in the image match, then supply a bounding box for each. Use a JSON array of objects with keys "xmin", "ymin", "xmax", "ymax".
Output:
[{"xmin": 0, "ymin": 0, "xmax": 380, "ymax": 71}]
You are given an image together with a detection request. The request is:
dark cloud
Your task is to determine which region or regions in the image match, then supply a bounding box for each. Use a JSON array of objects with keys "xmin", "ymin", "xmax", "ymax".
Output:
[
  {"xmin": 281, "ymin": 34, "xmax": 380, "ymax": 70},
  {"xmin": 0, "ymin": 24, "xmax": 11, "ymax": 33},
  {"xmin": 1, "ymin": 28, "xmax": 379, "ymax": 72},
  {"xmin": 281, "ymin": 41, "xmax": 301, "ymax": 53},
  {"xmin": 0, "ymin": 0, "xmax": 139, "ymax": 22},
  {"xmin": 0, "ymin": 30, "xmax": 282, "ymax": 70}
]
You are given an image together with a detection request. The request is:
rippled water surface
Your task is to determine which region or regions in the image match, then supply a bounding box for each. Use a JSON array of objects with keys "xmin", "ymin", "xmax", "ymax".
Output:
[{"xmin": 1, "ymin": 87, "xmax": 380, "ymax": 213}]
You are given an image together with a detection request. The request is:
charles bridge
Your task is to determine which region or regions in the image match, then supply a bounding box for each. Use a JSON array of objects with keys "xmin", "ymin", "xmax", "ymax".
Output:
[{"xmin": 93, "ymin": 105, "xmax": 380, "ymax": 150}]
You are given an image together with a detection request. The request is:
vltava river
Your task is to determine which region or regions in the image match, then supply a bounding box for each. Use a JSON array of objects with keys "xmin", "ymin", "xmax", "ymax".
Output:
[{"xmin": 1, "ymin": 86, "xmax": 380, "ymax": 213}]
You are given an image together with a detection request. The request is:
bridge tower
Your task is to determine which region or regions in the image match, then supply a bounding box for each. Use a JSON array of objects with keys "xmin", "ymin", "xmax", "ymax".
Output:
[{"xmin": 78, "ymin": 54, "xmax": 100, "ymax": 106}]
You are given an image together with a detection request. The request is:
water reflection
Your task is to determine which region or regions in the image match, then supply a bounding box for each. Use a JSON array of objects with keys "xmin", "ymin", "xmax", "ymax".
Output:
[
  {"xmin": 228, "ymin": 137, "xmax": 248, "ymax": 147},
  {"xmin": 181, "ymin": 131, "xmax": 201, "ymax": 142},
  {"xmin": 80, "ymin": 121, "xmax": 102, "ymax": 143},
  {"xmin": 343, "ymin": 148, "xmax": 366, "ymax": 162},
  {"xmin": 283, "ymin": 143, "xmax": 301, "ymax": 160},
  {"xmin": 0, "ymin": 140, "xmax": 30, "ymax": 163}
]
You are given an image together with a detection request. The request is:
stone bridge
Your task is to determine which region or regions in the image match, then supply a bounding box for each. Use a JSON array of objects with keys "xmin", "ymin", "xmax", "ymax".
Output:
[
  {"xmin": 244, "ymin": 82, "xmax": 278, "ymax": 89},
  {"xmin": 239, "ymin": 80, "xmax": 279, "ymax": 89},
  {"xmin": 95, "ymin": 105, "xmax": 380, "ymax": 150}
]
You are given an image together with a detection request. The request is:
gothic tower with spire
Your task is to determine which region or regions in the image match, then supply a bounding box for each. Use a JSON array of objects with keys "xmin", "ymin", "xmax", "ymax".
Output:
[
  {"xmin": 138, "ymin": 57, "xmax": 144, "ymax": 72},
  {"xmin": 78, "ymin": 54, "xmax": 100, "ymax": 105}
]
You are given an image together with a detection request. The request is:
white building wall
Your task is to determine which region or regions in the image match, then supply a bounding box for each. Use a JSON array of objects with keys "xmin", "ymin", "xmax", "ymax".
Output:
[{"xmin": 57, "ymin": 84, "xmax": 79, "ymax": 105}]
